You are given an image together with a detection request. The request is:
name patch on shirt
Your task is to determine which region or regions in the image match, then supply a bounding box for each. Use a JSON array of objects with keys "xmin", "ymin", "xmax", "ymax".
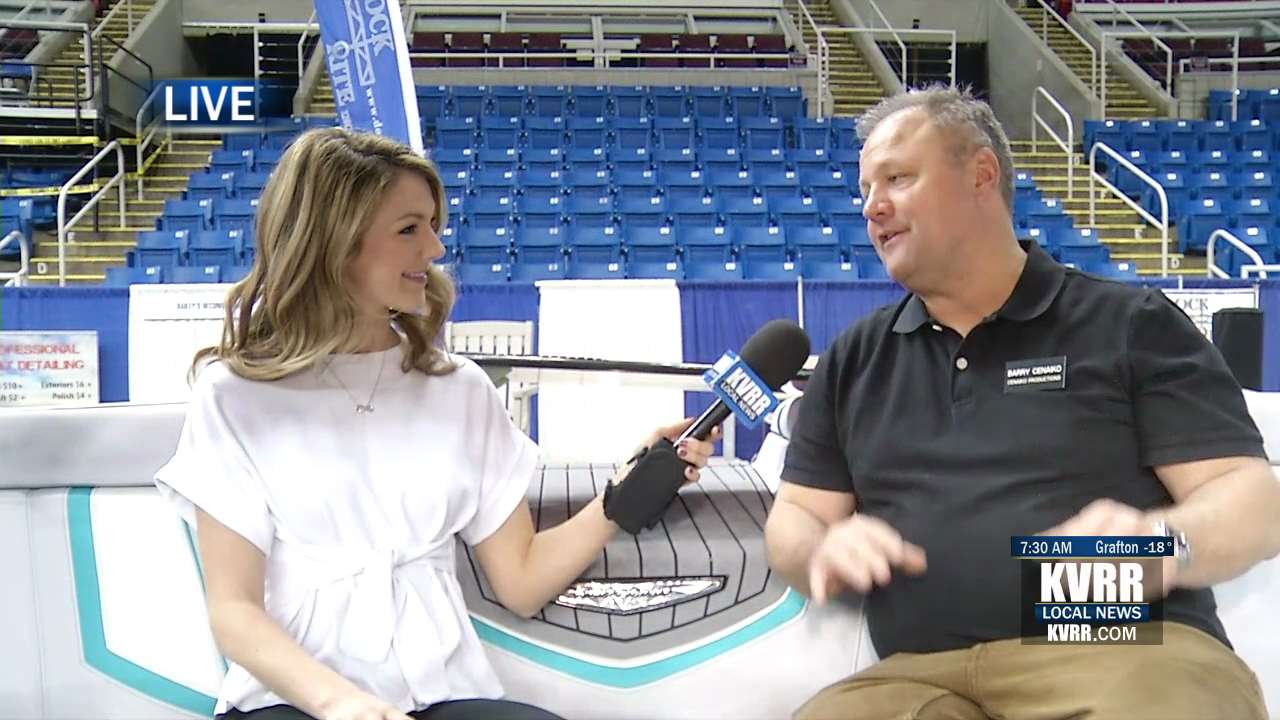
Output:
[{"xmin": 1004, "ymin": 356, "xmax": 1066, "ymax": 392}]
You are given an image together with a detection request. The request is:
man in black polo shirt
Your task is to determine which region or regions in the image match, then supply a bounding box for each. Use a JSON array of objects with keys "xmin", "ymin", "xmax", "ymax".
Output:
[{"xmin": 765, "ymin": 86, "xmax": 1280, "ymax": 719}]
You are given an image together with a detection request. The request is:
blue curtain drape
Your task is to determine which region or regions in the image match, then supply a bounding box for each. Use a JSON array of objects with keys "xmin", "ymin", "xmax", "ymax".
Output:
[
  {"xmin": 0, "ymin": 288, "xmax": 131, "ymax": 402},
  {"xmin": 801, "ymin": 279, "xmax": 906, "ymax": 354},
  {"xmin": 678, "ymin": 280, "xmax": 801, "ymax": 460}
]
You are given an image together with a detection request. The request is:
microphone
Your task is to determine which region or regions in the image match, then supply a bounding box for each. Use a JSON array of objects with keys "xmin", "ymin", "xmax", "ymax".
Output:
[
  {"xmin": 678, "ymin": 319, "xmax": 812, "ymax": 443},
  {"xmin": 603, "ymin": 318, "xmax": 810, "ymax": 534}
]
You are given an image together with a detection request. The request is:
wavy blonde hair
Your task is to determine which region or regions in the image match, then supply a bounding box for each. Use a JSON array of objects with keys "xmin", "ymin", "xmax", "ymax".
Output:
[{"xmin": 192, "ymin": 127, "xmax": 457, "ymax": 381}]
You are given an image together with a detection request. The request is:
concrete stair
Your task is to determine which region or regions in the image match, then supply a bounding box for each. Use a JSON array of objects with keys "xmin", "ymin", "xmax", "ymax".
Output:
[
  {"xmin": 1012, "ymin": 139, "xmax": 1199, "ymax": 276},
  {"xmin": 787, "ymin": 0, "xmax": 886, "ymax": 118},
  {"xmin": 38, "ymin": 0, "xmax": 156, "ymax": 110},
  {"xmin": 24, "ymin": 139, "xmax": 220, "ymax": 284},
  {"xmin": 1014, "ymin": 4, "xmax": 1162, "ymax": 121}
]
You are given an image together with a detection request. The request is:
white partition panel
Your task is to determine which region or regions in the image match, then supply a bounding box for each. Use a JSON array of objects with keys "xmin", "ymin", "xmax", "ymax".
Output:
[
  {"xmin": 536, "ymin": 279, "xmax": 685, "ymax": 463},
  {"xmin": 128, "ymin": 285, "xmax": 232, "ymax": 404}
]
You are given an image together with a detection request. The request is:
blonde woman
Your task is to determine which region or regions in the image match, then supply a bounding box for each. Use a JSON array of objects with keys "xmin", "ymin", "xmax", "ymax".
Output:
[{"xmin": 155, "ymin": 128, "xmax": 718, "ymax": 720}]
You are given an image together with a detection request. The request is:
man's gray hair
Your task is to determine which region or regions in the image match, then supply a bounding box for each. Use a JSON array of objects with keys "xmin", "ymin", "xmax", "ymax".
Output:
[{"xmin": 856, "ymin": 85, "xmax": 1015, "ymax": 213}]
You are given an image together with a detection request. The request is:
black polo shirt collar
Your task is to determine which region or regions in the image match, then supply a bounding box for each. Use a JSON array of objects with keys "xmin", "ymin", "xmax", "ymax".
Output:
[{"xmin": 891, "ymin": 240, "xmax": 1066, "ymax": 334}]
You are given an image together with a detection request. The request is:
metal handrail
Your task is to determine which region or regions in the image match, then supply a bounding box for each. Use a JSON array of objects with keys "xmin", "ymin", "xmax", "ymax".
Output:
[
  {"xmin": 794, "ymin": 0, "xmax": 828, "ymax": 118},
  {"xmin": 1088, "ymin": 141, "xmax": 1169, "ymax": 276},
  {"xmin": 297, "ymin": 9, "xmax": 317, "ymax": 81},
  {"xmin": 56, "ymin": 140, "xmax": 126, "ymax": 287},
  {"xmin": 1098, "ymin": 28, "xmax": 1175, "ymax": 118},
  {"xmin": 1098, "ymin": 0, "xmax": 1174, "ymax": 101},
  {"xmin": 1032, "ymin": 86, "xmax": 1075, "ymax": 199},
  {"xmin": 1240, "ymin": 263, "xmax": 1280, "ymax": 279},
  {"xmin": 0, "ymin": 231, "xmax": 30, "ymax": 287},
  {"xmin": 816, "ymin": 27, "xmax": 957, "ymax": 89},
  {"xmin": 1031, "ymin": 0, "xmax": 1098, "ymax": 98},
  {"xmin": 1207, "ymin": 228, "xmax": 1267, "ymax": 279},
  {"xmin": 864, "ymin": 0, "xmax": 906, "ymax": 88},
  {"xmin": 402, "ymin": 48, "xmax": 795, "ymax": 66},
  {"xmin": 134, "ymin": 82, "xmax": 169, "ymax": 198},
  {"xmin": 92, "ymin": 0, "xmax": 138, "ymax": 40}
]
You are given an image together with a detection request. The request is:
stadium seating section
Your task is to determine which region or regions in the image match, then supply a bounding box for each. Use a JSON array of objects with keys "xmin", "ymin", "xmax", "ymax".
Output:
[
  {"xmin": 110, "ymin": 85, "xmax": 1152, "ymax": 284},
  {"xmin": 1083, "ymin": 89, "xmax": 1280, "ymax": 276}
]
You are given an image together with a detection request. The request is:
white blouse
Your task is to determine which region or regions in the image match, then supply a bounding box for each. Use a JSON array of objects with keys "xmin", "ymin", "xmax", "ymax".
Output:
[{"xmin": 155, "ymin": 343, "xmax": 538, "ymax": 714}]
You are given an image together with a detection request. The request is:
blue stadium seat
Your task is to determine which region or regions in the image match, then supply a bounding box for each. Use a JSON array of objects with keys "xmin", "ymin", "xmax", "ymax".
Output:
[
  {"xmin": 570, "ymin": 86, "xmax": 608, "ymax": 118},
  {"xmin": 211, "ymin": 149, "xmax": 254, "ymax": 172},
  {"xmin": 457, "ymin": 262, "xmax": 510, "ymax": 283},
  {"xmin": 223, "ymin": 133, "xmax": 262, "ymax": 152},
  {"xmin": 670, "ymin": 196, "xmax": 718, "ymax": 228},
  {"xmin": 735, "ymin": 225, "xmax": 787, "ymax": 263},
  {"xmin": 1161, "ymin": 121, "xmax": 1196, "ymax": 155},
  {"xmin": 233, "ymin": 171, "xmax": 270, "ymax": 199},
  {"xmin": 1128, "ymin": 120, "xmax": 1161, "ymax": 154},
  {"xmin": 795, "ymin": 119, "xmax": 833, "ymax": 150},
  {"xmin": 435, "ymin": 117, "xmax": 478, "ymax": 149},
  {"xmin": 524, "ymin": 117, "xmax": 567, "ymax": 150},
  {"xmin": 186, "ymin": 172, "xmax": 234, "ymax": 202},
  {"xmin": 189, "ymin": 230, "xmax": 244, "ymax": 268},
  {"xmin": 617, "ymin": 195, "xmax": 667, "ymax": 228},
  {"xmin": 766, "ymin": 87, "xmax": 805, "ymax": 119},
  {"xmin": 567, "ymin": 117, "xmax": 608, "ymax": 149},
  {"xmin": 690, "ymin": 87, "xmax": 727, "ymax": 118},
  {"xmin": 530, "ymin": 86, "xmax": 569, "ymax": 118},
  {"xmin": 700, "ymin": 147, "xmax": 743, "ymax": 175},
  {"xmin": 520, "ymin": 148, "xmax": 563, "ymax": 173},
  {"xmin": 459, "ymin": 226, "xmax": 513, "ymax": 265},
  {"xmin": 801, "ymin": 258, "xmax": 859, "ymax": 280},
  {"xmin": 1179, "ymin": 196, "xmax": 1228, "ymax": 252},
  {"xmin": 851, "ymin": 248, "xmax": 889, "ymax": 279},
  {"xmin": 742, "ymin": 259, "xmax": 800, "ymax": 281},
  {"xmin": 1200, "ymin": 120, "xmax": 1233, "ymax": 153},
  {"xmin": 511, "ymin": 259, "xmax": 568, "ymax": 281},
  {"xmin": 567, "ymin": 193, "xmax": 615, "ymax": 227},
  {"xmin": 611, "ymin": 118, "xmax": 654, "ymax": 151},
  {"xmin": 567, "ymin": 226, "xmax": 623, "ymax": 263},
  {"xmin": 787, "ymin": 148, "xmax": 831, "ymax": 175},
  {"xmin": 818, "ymin": 195, "xmax": 863, "ymax": 226},
  {"xmin": 130, "ymin": 229, "xmax": 189, "ymax": 268},
  {"xmin": 449, "ymin": 87, "xmax": 487, "ymax": 118},
  {"xmin": 680, "ymin": 225, "xmax": 733, "ymax": 264},
  {"xmin": 513, "ymin": 225, "xmax": 566, "ymax": 264},
  {"xmin": 213, "ymin": 199, "xmax": 258, "ymax": 235},
  {"xmin": 567, "ymin": 259, "xmax": 625, "ymax": 280},
  {"xmin": 104, "ymin": 265, "xmax": 163, "ymax": 286},
  {"xmin": 625, "ymin": 226, "xmax": 678, "ymax": 263},
  {"xmin": 684, "ymin": 259, "xmax": 744, "ymax": 280},
  {"xmin": 649, "ymin": 87, "xmax": 689, "ymax": 118},
  {"xmin": 159, "ymin": 199, "xmax": 211, "ymax": 233},
  {"xmin": 468, "ymin": 196, "xmax": 514, "ymax": 230},
  {"xmin": 701, "ymin": 117, "xmax": 740, "ymax": 150},
  {"xmin": 626, "ymin": 259, "xmax": 683, "ymax": 279},
  {"xmin": 745, "ymin": 148, "xmax": 786, "ymax": 174},
  {"xmin": 771, "ymin": 195, "xmax": 820, "ymax": 227},
  {"xmin": 255, "ymin": 147, "xmax": 284, "ymax": 171},
  {"xmin": 489, "ymin": 86, "xmax": 527, "ymax": 116},
  {"xmin": 729, "ymin": 87, "xmax": 766, "ymax": 118},
  {"xmin": 170, "ymin": 264, "xmax": 222, "ymax": 284},
  {"xmin": 610, "ymin": 87, "xmax": 647, "ymax": 118},
  {"xmin": 789, "ymin": 225, "xmax": 842, "ymax": 263}
]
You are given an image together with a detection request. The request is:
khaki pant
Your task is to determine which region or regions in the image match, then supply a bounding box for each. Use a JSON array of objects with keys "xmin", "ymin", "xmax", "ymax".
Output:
[{"xmin": 795, "ymin": 622, "xmax": 1266, "ymax": 720}]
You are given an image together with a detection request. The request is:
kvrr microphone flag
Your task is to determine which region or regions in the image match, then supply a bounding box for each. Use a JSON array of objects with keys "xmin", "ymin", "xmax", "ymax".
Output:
[{"xmin": 314, "ymin": 0, "xmax": 424, "ymax": 154}]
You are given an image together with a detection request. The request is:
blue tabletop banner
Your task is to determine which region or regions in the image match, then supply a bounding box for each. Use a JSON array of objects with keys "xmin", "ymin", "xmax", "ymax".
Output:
[{"xmin": 313, "ymin": 0, "xmax": 423, "ymax": 154}]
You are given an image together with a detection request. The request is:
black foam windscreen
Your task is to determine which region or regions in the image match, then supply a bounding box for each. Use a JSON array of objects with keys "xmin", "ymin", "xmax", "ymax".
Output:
[
  {"xmin": 1212, "ymin": 308, "xmax": 1264, "ymax": 390},
  {"xmin": 737, "ymin": 319, "xmax": 812, "ymax": 390}
]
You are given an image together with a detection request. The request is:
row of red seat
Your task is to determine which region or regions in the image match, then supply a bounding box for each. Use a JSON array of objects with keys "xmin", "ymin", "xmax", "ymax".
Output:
[{"xmin": 409, "ymin": 32, "xmax": 792, "ymax": 69}]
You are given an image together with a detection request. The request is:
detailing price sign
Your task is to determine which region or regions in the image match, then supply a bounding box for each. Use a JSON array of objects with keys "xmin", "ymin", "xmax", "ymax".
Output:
[{"xmin": 0, "ymin": 331, "xmax": 99, "ymax": 406}]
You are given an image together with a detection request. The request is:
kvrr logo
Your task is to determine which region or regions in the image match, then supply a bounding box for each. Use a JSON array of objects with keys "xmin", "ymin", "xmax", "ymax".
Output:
[
  {"xmin": 162, "ymin": 80, "xmax": 256, "ymax": 125},
  {"xmin": 1037, "ymin": 561, "xmax": 1148, "ymax": 643},
  {"xmin": 1040, "ymin": 561, "xmax": 1144, "ymax": 604}
]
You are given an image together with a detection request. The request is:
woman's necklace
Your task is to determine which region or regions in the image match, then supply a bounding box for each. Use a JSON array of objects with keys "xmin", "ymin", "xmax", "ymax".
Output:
[{"xmin": 325, "ymin": 348, "xmax": 388, "ymax": 414}]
